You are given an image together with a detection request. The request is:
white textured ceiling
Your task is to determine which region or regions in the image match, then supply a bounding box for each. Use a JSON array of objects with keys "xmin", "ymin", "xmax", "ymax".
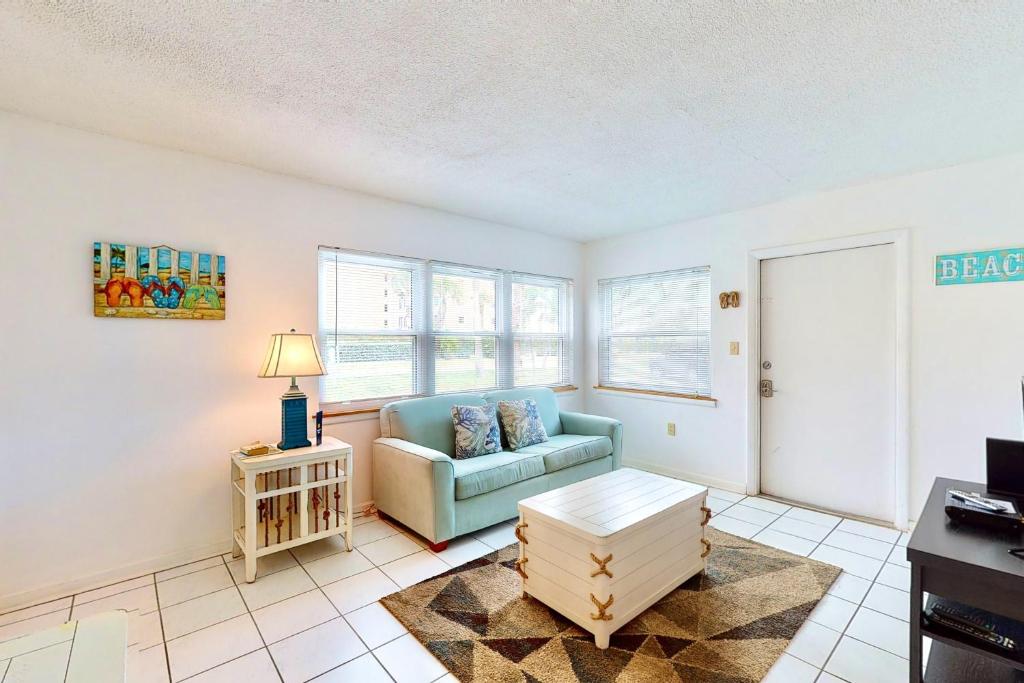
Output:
[{"xmin": 2, "ymin": 2, "xmax": 1024, "ymax": 241}]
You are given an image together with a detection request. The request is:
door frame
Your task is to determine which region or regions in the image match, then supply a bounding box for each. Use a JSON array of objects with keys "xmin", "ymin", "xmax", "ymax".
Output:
[{"xmin": 745, "ymin": 230, "xmax": 910, "ymax": 530}]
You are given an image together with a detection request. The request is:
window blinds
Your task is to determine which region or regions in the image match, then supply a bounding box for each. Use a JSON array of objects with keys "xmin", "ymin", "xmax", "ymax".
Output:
[
  {"xmin": 318, "ymin": 250, "xmax": 424, "ymax": 403},
  {"xmin": 510, "ymin": 275, "xmax": 572, "ymax": 389},
  {"xmin": 598, "ymin": 266, "xmax": 711, "ymax": 396},
  {"xmin": 318, "ymin": 247, "xmax": 572, "ymax": 406},
  {"xmin": 431, "ymin": 265, "xmax": 500, "ymax": 393}
]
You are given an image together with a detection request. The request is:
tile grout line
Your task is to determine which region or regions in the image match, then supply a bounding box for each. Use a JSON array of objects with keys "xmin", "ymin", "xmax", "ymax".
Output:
[
  {"xmin": 219, "ymin": 554, "xmax": 284, "ymax": 683},
  {"xmin": 60, "ymin": 620, "xmax": 78, "ymax": 683},
  {"xmin": 152, "ymin": 572, "xmax": 173, "ymax": 683},
  {"xmin": 291, "ymin": 540, "xmax": 400, "ymax": 682},
  {"xmin": 816, "ymin": 533, "xmax": 901, "ymax": 680}
]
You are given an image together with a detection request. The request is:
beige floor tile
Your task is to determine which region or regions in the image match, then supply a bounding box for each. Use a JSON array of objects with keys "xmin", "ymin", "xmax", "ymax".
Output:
[
  {"xmin": 161, "ymin": 587, "xmax": 247, "ymax": 641},
  {"xmin": 0, "ymin": 598, "xmax": 71, "ymax": 627},
  {"xmin": 373, "ymin": 633, "xmax": 448, "ymax": 683},
  {"xmin": 156, "ymin": 557, "xmax": 224, "ymax": 583},
  {"xmin": 237, "ymin": 566, "xmax": 316, "ymax": 611},
  {"xmin": 127, "ymin": 643, "xmax": 169, "ymax": 683},
  {"xmin": 72, "ymin": 585, "xmax": 158, "ymax": 620},
  {"xmin": 321, "ymin": 570, "xmax": 400, "ymax": 614},
  {"xmin": 378, "ymin": 551, "xmax": 449, "ymax": 589},
  {"xmin": 166, "ymin": 614, "xmax": 263, "ymax": 682},
  {"xmin": 187, "ymin": 649, "xmax": 280, "ymax": 682},
  {"xmin": 157, "ymin": 566, "xmax": 234, "ymax": 608},
  {"xmin": 251, "ymin": 589, "xmax": 338, "ymax": 645},
  {"xmin": 312, "ymin": 651, "xmax": 391, "ymax": 681},
  {"xmin": 344, "ymin": 602, "xmax": 407, "ymax": 649},
  {"xmin": 75, "ymin": 576, "xmax": 153, "ymax": 605},
  {"xmin": 358, "ymin": 534, "xmax": 425, "ymax": 566},
  {"xmin": 225, "ymin": 551, "xmax": 298, "ymax": 583},
  {"xmin": 268, "ymin": 618, "xmax": 367, "ymax": 683},
  {"xmin": 302, "ymin": 549, "xmax": 374, "ymax": 586}
]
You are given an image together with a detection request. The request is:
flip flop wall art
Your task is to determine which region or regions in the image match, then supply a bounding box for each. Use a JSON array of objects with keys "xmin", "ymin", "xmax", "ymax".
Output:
[{"xmin": 93, "ymin": 242, "xmax": 226, "ymax": 319}]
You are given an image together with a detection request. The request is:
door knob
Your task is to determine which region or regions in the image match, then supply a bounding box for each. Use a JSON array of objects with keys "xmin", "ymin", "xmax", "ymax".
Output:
[{"xmin": 759, "ymin": 379, "xmax": 774, "ymax": 398}]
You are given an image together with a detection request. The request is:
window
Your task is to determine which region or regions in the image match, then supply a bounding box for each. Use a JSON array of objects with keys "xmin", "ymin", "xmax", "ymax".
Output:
[
  {"xmin": 318, "ymin": 251, "xmax": 423, "ymax": 403},
  {"xmin": 431, "ymin": 266, "xmax": 499, "ymax": 393},
  {"xmin": 318, "ymin": 247, "xmax": 573, "ymax": 408},
  {"xmin": 598, "ymin": 266, "xmax": 711, "ymax": 396},
  {"xmin": 511, "ymin": 275, "xmax": 572, "ymax": 388}
]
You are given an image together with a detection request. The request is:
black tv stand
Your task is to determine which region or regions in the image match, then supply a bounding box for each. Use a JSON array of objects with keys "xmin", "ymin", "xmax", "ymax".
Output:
[{"xmin": 908, "ymin": 477, "xmax": 1024, "ymax": 681}]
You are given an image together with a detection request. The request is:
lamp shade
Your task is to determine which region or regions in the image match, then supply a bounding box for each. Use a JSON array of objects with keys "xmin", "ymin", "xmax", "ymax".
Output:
[{"xmin": 258, "ymin": 331, "xmax": 326, "ymax": 378}]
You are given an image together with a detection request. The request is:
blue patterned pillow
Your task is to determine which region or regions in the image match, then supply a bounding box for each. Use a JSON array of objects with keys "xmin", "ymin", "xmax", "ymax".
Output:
[
  {"xmin": 497, "ymin": 399, "xmax": 549, "ymax": 450},
  {"xmin": 451, "ymin": 404, "xmax": 502, "ymax": 459}
]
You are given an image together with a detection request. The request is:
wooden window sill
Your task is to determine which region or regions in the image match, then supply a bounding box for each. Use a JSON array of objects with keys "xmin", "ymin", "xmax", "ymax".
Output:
[
  {"xmin": 592, "ymin": 385, "xmax": 718, "ymax": 406},
  {"xmin": 318, "ymin": 385, "xmax": 579, "ymax": 418}
]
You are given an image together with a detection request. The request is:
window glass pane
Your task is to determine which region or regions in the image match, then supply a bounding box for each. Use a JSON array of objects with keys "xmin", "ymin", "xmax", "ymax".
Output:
[
  {"xmin": 606, "ymin": 274, "xmax": 709, "ymax": 334},
  {"xmin": 604, "ymin": 335, "xmax": 710, "ymax": 393},
  {"xmin": 433, "ymin": 335, "xmax": 497, "ymax": 392},
  {"xmin": 513, "ymin": 337, "xmax": 563, "ymax": 387},
  {"xmin": 320, "ymin": 334, "xmax": 416, "ymax": 402},
  {"xmin": 432, "ymin": 272, "xmax": 496, "ymax": 332},
  {"xmin": 329, "ymin": 261, "xmax": 413, "ymax": 332},
  {"xmin": 512, "ymin": 282, "xmax": 559, "ymax": 333},
  {"xmin": 599, "ymin": 267, "xmax": 711, "ymax": 395}
]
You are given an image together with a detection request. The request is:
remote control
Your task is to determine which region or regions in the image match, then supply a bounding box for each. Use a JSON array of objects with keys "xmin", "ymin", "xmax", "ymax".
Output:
[
  {"xmin": 926, "ymin": 604, "xmax": 1017, "ymax": 652},
  {"xmin": 948, "ymin": 490, "xmax": 1008, "ymax": 513}
]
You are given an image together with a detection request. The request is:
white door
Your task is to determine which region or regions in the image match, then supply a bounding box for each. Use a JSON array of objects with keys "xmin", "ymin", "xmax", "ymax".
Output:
[{"xmin": 759, "ymin": 244, "xmax": 896, "ymax": 522}]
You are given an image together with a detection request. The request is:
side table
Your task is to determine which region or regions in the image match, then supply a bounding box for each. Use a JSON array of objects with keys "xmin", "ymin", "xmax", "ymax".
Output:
[{"xmin": 231, "ymin": 436, "xmax": 353, "ymax": 582}]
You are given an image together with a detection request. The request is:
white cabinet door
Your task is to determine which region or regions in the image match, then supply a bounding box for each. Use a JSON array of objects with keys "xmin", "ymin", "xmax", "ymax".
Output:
[{"xmin": 760, "ymin": 244, "xmax": 895, "ymax": 522}]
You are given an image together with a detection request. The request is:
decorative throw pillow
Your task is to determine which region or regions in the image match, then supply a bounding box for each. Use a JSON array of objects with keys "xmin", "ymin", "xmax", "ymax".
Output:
[
  {"xmin": 451, "ymin": 404, "xmax": 502, "ymax": 459},
  {"xmin": 497, "ymin": 399, "xmax": 549, "ymax": 450}
]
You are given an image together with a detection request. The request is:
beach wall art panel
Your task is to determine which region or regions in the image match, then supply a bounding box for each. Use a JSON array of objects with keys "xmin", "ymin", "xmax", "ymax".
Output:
[{"xmin": 93, "ymin": 242, "xmax": 226, "ymax": 319}]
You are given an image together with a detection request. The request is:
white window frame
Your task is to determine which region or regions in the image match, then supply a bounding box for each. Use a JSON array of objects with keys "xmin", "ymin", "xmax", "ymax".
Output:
[
  {"xmin": 317, "ymin": 246, "xmax": 574, "ymax": 413},
  {"xmin": 597, "ymin": 266, "xmax": 712, "ymax": 399}
]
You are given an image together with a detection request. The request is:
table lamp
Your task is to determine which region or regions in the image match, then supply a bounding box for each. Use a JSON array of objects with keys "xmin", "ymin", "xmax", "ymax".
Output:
[{"xmin": 258, "ymin": 329, "xmax": 326, "ymax": 449}]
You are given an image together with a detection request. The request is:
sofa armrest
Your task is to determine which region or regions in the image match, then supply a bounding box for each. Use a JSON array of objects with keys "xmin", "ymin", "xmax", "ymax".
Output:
[
  {"xmin": 372, "ymin": 438, "xmax": 456, "ymax": 543},
  {"xmin": 559, "ymin": 411, "xmax": 623, "ymax": 469}
]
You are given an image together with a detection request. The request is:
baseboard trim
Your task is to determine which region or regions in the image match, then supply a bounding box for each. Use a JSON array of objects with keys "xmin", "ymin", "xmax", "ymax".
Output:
[
  {"xmin": 2, "ymin": 500, "xmax": 378, "ymax": 614},
  {"xmin": 0, "ymin": 539, "xmax": 233, "ymax": 614},
  {"xmin": 621, "ymin": 458, "xmax": 745, "ymax": 494}
]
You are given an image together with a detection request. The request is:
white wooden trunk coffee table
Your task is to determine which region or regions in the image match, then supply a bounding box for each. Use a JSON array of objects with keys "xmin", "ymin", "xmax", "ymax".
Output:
[{"xmin": 515, "ymin": 468, "xmax": 711, "ymax": 649}]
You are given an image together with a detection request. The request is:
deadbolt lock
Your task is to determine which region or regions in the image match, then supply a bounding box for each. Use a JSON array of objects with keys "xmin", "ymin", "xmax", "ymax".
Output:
[
  {"xmin": 759, "ymin": 379, "xmax": 774, "ymax": 398},
  {"xmin": 762, "ymin": 361, "xmax": 772, "ymax": 370}
]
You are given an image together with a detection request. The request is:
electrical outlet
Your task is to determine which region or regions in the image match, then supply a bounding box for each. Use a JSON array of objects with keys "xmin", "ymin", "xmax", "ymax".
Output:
[
  {"xmin": 667, "ymin": 422, "xmax": 676, "ymax": 436},
  {"xmin": 729, "ymin": 341, "xmax": 740, "ymax": 355}
]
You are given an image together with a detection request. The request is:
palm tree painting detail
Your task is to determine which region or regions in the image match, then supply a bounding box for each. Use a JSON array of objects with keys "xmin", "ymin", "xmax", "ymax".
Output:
[{"xmin": 93, "ymin": 241, "xmax": 226, "ymax": 320}]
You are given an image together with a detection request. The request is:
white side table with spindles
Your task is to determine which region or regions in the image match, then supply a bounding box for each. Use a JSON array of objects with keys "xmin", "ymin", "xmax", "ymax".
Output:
[{"xmin": 230, "ymin": 436, "xmax": 353, "ymax": 582}]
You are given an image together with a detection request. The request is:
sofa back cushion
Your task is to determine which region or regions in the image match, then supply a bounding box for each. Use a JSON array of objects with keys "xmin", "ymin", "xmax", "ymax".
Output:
[
  {"xmin": 380, "ymin": 393, "xmax": 486, "ymax": 456},
  {"xmin": 483, "ymin": 387, "xmax": 563, "ymax": 437}
]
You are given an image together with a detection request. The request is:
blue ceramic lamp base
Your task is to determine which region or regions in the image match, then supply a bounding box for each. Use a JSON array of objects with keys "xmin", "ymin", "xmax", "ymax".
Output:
[{"xmin": 279, "ymin": 383, "xmax": 311, "ymax": 450}]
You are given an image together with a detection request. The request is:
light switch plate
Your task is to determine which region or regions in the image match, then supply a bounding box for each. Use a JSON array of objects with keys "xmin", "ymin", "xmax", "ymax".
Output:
[
  {"xmin": 667, "ymin": 422, "xmax": 676, "ymax": 436},
  {"xmin": 729, "ymin": 341, "xmax": 740, "ymax": 355}
]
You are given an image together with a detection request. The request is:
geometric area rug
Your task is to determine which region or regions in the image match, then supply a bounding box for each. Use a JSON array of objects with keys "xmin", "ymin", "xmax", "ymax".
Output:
[{"xmin": 380, "ymin": 528, "xmax": 840, "ymax": 682}]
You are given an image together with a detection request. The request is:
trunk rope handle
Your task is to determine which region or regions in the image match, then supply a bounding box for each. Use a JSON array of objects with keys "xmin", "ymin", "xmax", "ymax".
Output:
[
  {"xmin": 589, "ymin": 553, "xmax": 613, "ymax": 578},
  {"xmin": 589, "ymin": 593, "xmax": 614, "ymax": 621}
]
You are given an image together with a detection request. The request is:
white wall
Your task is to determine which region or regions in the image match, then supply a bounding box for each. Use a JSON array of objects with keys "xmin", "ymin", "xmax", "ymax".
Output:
[
  {"xmin": 584, "ymin": 153, "xmax": 1024, "ymax": 522},
  {"xmin": 0, "ymin": 112, "xmax": 583, "ymax": 609}
]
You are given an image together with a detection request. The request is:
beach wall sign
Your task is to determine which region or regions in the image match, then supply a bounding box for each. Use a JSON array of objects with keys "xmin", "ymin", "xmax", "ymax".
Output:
[
  {"xmin": 93, "ymin": 242, "xmax": 226, "ymax": 319},
  {"xmin": 935, "ymin": 246, "xmax": 1024, "ymax": 286}
]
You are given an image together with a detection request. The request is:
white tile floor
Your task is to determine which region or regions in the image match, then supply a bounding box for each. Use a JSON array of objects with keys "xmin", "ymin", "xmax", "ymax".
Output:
[
  {"xmin": 709, "ymin": 488, "xmax": 927, "ymax": 683},
  {"xmin": 0, "ymin": 492, "xmax": 924, "ymax": 682}
]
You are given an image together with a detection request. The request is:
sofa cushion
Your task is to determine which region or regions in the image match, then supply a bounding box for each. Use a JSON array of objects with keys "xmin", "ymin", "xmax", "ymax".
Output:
[
  {"xmin": 515, "ymin": 434, "xmax": 613, "ymax": 474},
  {"xmin": 496, "ymin": 398, "xmax": 548, "ymax": 450},
  {"xmin": 451, "ymin": 404, "xmax": 502, "ymax": 458},
  {"xmin": 380, "ymin": 393, "xmax": 485, "ymax": 456},
  {"xmin": 483, "ymin": 388, "xmax": 563, "ymax": 437},
  {"xmin": 451, "ymin": 451, "xmax": 546, "ymax": 500}
]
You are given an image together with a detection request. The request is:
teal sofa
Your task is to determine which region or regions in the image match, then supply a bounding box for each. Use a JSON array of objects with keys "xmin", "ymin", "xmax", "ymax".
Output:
[{"xmin": 372, "ymin": 387, "xmax": 622, "ymax": 550}]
